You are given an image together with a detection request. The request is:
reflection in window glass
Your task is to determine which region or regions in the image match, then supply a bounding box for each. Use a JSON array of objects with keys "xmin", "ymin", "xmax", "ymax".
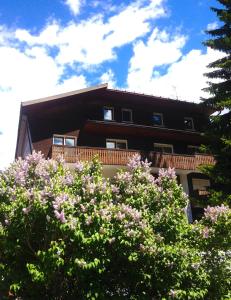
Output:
[
  {"xmin": 53, "ymin": 136, "xmax": 63, "ymax": 145},
  {"xmin": 153, "ymin": 113, "xmax": 163, "ymax": 126},
  {"xmin": 106, "ymin": 141, "xmax": 116, "ymax": 149},
  {"xmin": 184, "ymin": 117, "xmax": 194, "ymax": 130},
  {"xmin": 65, "ymin": 138, "xmax": 75, "ymax": 147},
  {"xmin": 187, "ymin": 145, "xmax": 200, "ymax": 154},
  {"xmin": 104, "ymin": 108, "xmax": 113, "ymax": 120},
  {"xmin": 154, "ymin": 144, "xmax": 173, "ymax": 153},
  {"xmin": 122, "ymin": 109, "xmax": 132, "ymax": 122},
  {"xmin": 106, "ymin": 140, "xmax": 127, "ymax": 149},
  {"xmin": 116, "ymin": 142, "xmax": 127, "ymax": 149}
]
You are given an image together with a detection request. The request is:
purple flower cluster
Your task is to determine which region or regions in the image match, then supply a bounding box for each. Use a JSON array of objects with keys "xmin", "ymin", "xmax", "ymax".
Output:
[
  {"xmin": 54, "ymin": 210, "xmax": 66, "ymax": 223},
  {"xmin": 25, "ymin": 151, "xmax": 44, "ymax": 165},
  {"xmin": 127, "ymin": 154, "xmax": 152, "ymax": 172},
  {"xmin": 158, "ymin": 167, "xmax": 176, "ymax": 180},
  {"xmin": 204, "ymin": 204, "xmax": 229, "ymax": 223},
  {"xmin": 201, "ymin": 226, "xmax": 210, "ymax": 238}
]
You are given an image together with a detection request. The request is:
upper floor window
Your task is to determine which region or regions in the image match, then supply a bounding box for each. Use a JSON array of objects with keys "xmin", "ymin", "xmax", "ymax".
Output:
[
  {"xmin": 184, "ymin": 117, "xmax": 194, "ymax": 130},
  {"xmin": 188, "ymin": 145, "xmax": 200, "ymax": 155},
  {"xmin": 154, "ymin": 143, "xmax": 173, "ymax": 153},
  {"xmin": 53, "ymin": 135, "xmax": 76, "ymax": 147},
  {"xmin": 106, "ymin": 139, "xmax": 127, "ymax": 149},
  {"xmin": 122, "ymin": 109, "xmax": 132, "ymax": 122},
  {"xmin": 104, "ymin": 107, "xmax": 114, "ymax": 121},
  {"xmin": 153, "ymin": 113, "xmax": 163, "ymax": 126}
]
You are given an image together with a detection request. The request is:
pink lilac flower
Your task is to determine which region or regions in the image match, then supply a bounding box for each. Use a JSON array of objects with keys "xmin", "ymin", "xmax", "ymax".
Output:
[
  {"xmin": 127, "ymin": 154, "xmax": 142, "ymax": 170},
  {"xmin": 53, "ymin": 193, "xmax": 69, "ymax": 210},
  {"xmin": 111, "ymin": 185, "xmax": 119, "ymax": 194},
  {"xmin": 115, "ymin": 172, "xmax": 132, "ymax": 183},
  {"xmin": 158, "ymin": 167, "xmax": 176, "ymax": 180},
  {"xmin": 61, "ymin": 174, "xmax": 74, "ymax": 185},
  {"xmin": 204, "ymin": 204, "xmax": 229, "ymax": 223},
  {"xmin": 116, "ymin": 211, "xmax": 125, "ymax": 221},
  {"xmin": 74, "ymin": 161, "xmax": 84, "ymax": 172},
  {"xmin": 25, "ymin": 151, "xmax": 44, "ymax": 165},
  {"xmin": 85, "ymin": 216, "xmax": 92, "ymax": 225},
  {"xmin": 54, "ymin": 210, "xmax": 66, "ymax": 223},
  {"xmin": 34, "ymin": 161, "xmax": 50, "ymax": 180},
  {"xmin": 169, "ymin": 289, "xmax": 177, "ymax": 298},
  {"xmin": 201, "ymin": 226, "xmax": 210, "ymax": 238},
  {"xmin": 89, "ymin": 198, "xmax": 96, "ymax": 205},
  {"xmin": 127, "ymin": 229, "xmax": 135, "ymax": 237},
  {"xmin": 22, "ymin": 206, "xmax": 31, "ymax": 215},
  {"xmin": 109, "ymin": 237, "xmax": 115, "ymax": 244},
  {"xmin": 141, "ymin": 158, "xmax": 152, "ymax": 170}
]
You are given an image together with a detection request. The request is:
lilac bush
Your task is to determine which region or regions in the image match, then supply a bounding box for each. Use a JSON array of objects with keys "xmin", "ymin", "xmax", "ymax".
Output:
[{"xmin": 0, "ymin": 152, "xmax": 230, "ymax": 299}]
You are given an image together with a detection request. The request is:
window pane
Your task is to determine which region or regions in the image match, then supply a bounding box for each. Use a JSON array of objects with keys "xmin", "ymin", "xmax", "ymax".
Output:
[
  {"xmin": 122, "ymin": 110, "xmax": 132, "ymax": 122},
  {"xmin": 184, "ymin": 118, "xmax": 194, "ymax": 130},
  {"xmin": 104, "ymin": 108, "xmax": 113, "ymax": 120},
  {"xmin": 65, "ymin": 138, "xmax": 75, "ymax": 147},
  {"xmin": 154, "ymin": 145, "xmax": 173, "ymax": 153},
  {"xmin": 53, "ymin": 137, "xmax": 63, "ymax": 145},
  {"xmin": 188, "ymin": 146, "xmax": 200, "ymax": 155},
  {"xmin": 153, "ymin": 114, "xmax": 162, "ymax": 126},
  {"xmin": 162, "ymin": 146, "xmax": 173, "ymax": 153},
  {"xmin": 106, "ymin": 141, "xmax": 116, "ymax": 149},
  {"xmin": 154, "ymin": 146, "xmax": 162, "ymax": 152},
  {"xmin": 116, "ymin": 142, "xmax": 127, "ymax": 149}
]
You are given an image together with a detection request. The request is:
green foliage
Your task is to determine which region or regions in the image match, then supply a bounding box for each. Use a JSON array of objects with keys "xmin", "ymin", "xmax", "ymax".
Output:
[
  {"xmin": 202, "ymin": 0, "xmax": 231, "ymax": 206},
  {"xmin": 0, "ymin": 152, "xmax": 230, "ymax": 299}
]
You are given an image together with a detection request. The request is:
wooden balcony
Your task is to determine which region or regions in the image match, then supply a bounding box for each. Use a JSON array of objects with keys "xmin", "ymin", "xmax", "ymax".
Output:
[{"xmin": 51, "ymin": 145, "xmax": 215, "ymax": 171}]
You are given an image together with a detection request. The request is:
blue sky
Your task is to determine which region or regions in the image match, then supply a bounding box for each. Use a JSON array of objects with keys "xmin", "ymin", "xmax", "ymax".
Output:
[{"xmin": 0, "ymin": 0, "xmax": 224, "ymax": 169}]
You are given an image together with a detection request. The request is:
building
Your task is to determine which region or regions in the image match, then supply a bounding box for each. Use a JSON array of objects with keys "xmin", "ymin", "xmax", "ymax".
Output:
[{"xmin": 15, "ymin": 83, "xmax": 215, "ymax": 218}]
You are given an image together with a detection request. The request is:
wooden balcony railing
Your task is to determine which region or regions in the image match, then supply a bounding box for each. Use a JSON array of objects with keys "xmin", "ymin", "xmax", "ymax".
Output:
[
  {"xmin": 51, "ymin": 145, "xmax": 215, "ymax": 170},
  {"xmin": 51, "ymin": 145, "xmax": 140, "ymax": 165}
]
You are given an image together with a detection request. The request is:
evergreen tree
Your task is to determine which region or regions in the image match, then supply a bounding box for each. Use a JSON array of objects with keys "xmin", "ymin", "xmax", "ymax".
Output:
[{"xmin": 202, "ymin": 0, "xmax": 231, "ymax": 205}]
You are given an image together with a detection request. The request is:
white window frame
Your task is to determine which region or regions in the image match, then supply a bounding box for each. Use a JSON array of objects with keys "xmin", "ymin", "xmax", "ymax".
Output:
[
  {"xmin": 153, "ymin": 112, "xmax": 164, "ymax": 127},
  {"xmin": 103, "ymin": 106, "xmax": 114, "ymax": 121},
  {"xmin": 184, "ymin": 117, "xmax": 194, "ymax": 130},
  {"xmin": 53, "ymin": 135, "xmax": 76, "ymax": 147},
  {"xmin": 122, "ymin": 108, "xmax": 133, "ymax": 123},
  {"xmin": 154, "ymin": 143, "xmax": 173, "ymax": 153},
  {"xmin": 106, "ymin": 139, "xmax": 128, "ymax": 149}
]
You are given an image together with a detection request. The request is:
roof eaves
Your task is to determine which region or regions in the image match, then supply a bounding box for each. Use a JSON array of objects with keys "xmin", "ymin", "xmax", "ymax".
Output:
[{"xmin": 22, "ymin": 83, "xmax": 108, "ymax": 107}]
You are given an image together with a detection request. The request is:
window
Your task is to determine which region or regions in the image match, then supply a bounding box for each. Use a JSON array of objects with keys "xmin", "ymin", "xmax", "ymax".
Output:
[
  {"xmin": 104, "ymin": 107, "xmax": 114, "ymax": 121},
  {"xmin": 65, "ymin": 137, "xmax": 75, "ymax": 147},
  {"xmin": 192, "ymin": 178, "xmax": 210, "ymax": 191},
  {"xmin": 53, "ymin": 135, "xmax": 76, "ymax": 147},
  {"xmin": 154, "ymin": 143, "xmax": 173, "ymax": 153},
  {"xmin": 188, "ymin": 145, "xmax": 200, "ymax": 155},
  {"xmin": 184, "ymin": 117, "xmax": 194, "ymax": 130},
  {"xmin": 53, "ymin": 136, "xmax": 64, "ymax": 146},
  {"xmin": 106, "ymin": 139, "xmax": 127, "ymax": 149},
  {"xmin": 122, "ymin": 109, "xmax": 132, "ymax": 122},
  {"xmin": 153, "ymin": 113, "xmax": 163, "ymax": 126}
]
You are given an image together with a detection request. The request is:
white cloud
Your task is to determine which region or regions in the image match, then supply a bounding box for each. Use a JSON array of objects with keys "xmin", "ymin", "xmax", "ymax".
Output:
[
  {"xmin": 127, "ymin": 30, "xmax": 224, "ymax": 101},
  {"xmin": 206, "ymin": 22, "xmax": 218, "ymax": 31},
  {"xmin": 128, "ymin": 29, "xmax": 186, "ymax": 84},
  {"xmin": 0, "ymin": 41, "xmax": 88, "ymax": 170},
  {"xmin": 64, "ymin": 0, "xmax": 83, "ymax": 16},
  {"xmin": 15, "ymin": 0, "xmax": 166, "ymax": 66},
  {"xmin": 100, "ymin": 69, "xmax": 116, "ymax": 88}
]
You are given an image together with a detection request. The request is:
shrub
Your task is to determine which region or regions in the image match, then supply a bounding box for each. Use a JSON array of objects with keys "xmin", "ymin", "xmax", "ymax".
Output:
[{"xmin": 0, "ymin": 152, "xmax": 230, "ymax": 299}]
